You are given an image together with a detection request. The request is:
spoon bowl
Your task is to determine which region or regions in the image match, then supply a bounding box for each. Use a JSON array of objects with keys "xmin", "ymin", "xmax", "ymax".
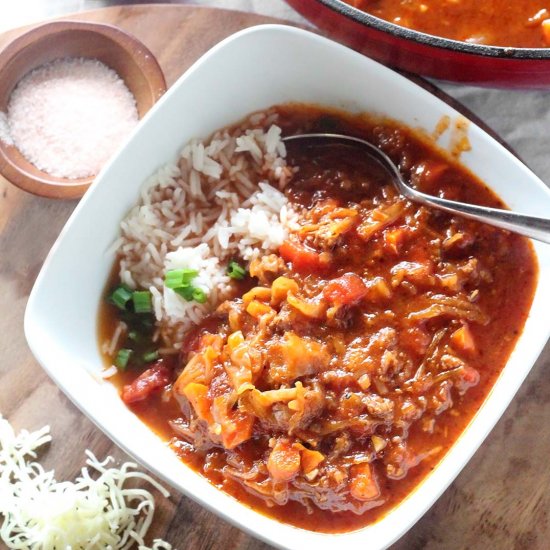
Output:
[{"xmin": 283, "ymin": 132, "xmax": 550, "ymax": 244}]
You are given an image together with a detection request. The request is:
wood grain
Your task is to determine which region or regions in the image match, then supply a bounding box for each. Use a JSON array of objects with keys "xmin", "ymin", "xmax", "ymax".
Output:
[{"xmin": 0, "ymin": 5, "xmax": 548, "ymax": 550}]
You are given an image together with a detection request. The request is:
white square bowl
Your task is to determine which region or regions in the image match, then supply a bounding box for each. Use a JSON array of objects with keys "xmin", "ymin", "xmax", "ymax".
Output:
[{"xmin": 25, "ymin": 25, "xmax": 550, "ymax": 550}]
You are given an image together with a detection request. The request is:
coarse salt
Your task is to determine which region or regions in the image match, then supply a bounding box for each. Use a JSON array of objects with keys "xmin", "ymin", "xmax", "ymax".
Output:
[
  {"xmin": 0, "ymin": 112, "xmax": 13, "ymax": 145},
  {"xmin": 2, "ymin": 57, "xmax": 139, "ymax": 179}
]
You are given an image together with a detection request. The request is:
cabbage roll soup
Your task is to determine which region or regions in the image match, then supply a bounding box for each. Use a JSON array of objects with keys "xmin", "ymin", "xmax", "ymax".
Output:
[
  {"xmin": 99, "ymin": 105, "xmax": 537, "ymax": 532},
  {"xmin": 345, "ymin": 0, "xmax": 550, "ymax": 47}
]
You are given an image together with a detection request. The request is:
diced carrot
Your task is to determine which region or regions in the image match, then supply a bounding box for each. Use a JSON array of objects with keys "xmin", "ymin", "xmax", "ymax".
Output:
[
  {"xmin": 242, "ymin": 286, "xmax": 272, "ymax": 304},
  {"xmin": 323, "ymin": 273, "xmax": 368, "ymax": 307},
  {"xmin": 300, "ymin": 448, "xmax": 325, "ymax": 474},
  {"xmin": 221, "ymin": 411, "xmax": 255, "ymax": 449},
  {"xmin": 439, "ymin": 273, "xmax": 460, "ymax": 292},
  {"xmin": 183, "ymin": 382, "xmax": 213, "ymax": 423},
  {"xmin": 227, "ymin": 330, "xmax": 245, "ymax": 351},
  {"xmin": 384, "ymin": 227, "xmax": 407, "ymax": 254},
  {"xmin": 358, "ymin": 373, "xmax": 371, "ymax": 390},
  {"xmin": 364, "ymin": 277, "xmax": 392, "ymax": 302},
  {"xmin": 211, "ymin": 394, "xmax": 255, "ymax": 449},
  {"xmin": 246, "ymin": 300, "xmax": 273, "ymax": 318},
  {"xmin": 271, "ymin": 276, "xmax": 299, "ymax": 306},
  {"xmin": 451, "ymin": 323, "xmax": 476, "ymax": 354},
  {"xmin": 121, "ymin": 362, "xmax": 171, "ymax": 404},
  {"xmin": 267, "ymin": 439, "xmax": 301, "ymax": 482},
  {"xmin": 279, "ymin": 240, "xmax": 330, "ymax": 273},
  {"xmin": 350, "ymin": 463, "xmax": 380, "ymax": 501}
]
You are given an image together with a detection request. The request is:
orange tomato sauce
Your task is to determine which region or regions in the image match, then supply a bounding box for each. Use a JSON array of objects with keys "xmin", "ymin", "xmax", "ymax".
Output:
[{"xmin": 346, "ymin": 0, "xmax": 550, "ymax": 47}]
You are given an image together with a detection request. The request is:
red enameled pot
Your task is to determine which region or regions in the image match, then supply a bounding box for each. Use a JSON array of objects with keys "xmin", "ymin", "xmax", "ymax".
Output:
[{"xmin": 286, "ymin": 0, "xmax": 550, "ymax": 88}]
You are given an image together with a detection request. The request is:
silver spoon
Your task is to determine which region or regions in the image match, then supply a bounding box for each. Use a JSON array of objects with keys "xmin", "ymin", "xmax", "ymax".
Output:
[{"xmin": 283, "ymin": 133, "xmax": 550, "ymax": 244}]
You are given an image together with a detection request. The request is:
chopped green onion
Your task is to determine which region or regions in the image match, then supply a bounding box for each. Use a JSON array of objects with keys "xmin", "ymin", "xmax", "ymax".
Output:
[
  {"xmin": 192, "ymin": 287, "xmax": 207, "ymax": 303},
  {"xmin": 108, "ymin": 285, "xmax": 133, "ymax": 310},
  {"xmin": 143, "ymin": 350, "xmax": 159, "ymax": 363},
  {"xmin": 227, "ymin": 260, "xmax": 246, "ymax": 280},
  {"xmin": 115, "ymin": 348, "xmax": 133, "ymax": 370},
  {"xmin": 165, "ymin": 269, "xmax": 198, "ymax": 289},
  {"xmin": 165, "ymin": 267, "xmax": 207, "ymax": 303},
  {"xmin": 132, "ymin": 290, "xmax": 152, "ymax": 313},
  {"xmin": 127, "ymin": 330, "xmax": 140, "ymax": 343},
  {"xmin": 165, "ymin": 270, "xmax": 185, "ymax": 289},
  {"xmin": 181, "ymin": 268, "xmax": 199, "ymax": 280},
  {"xmin": 174, "ymin": 284, "xmax": 207, "ymax": 303},
  {"xmin": 175, "ymin": 285, "xmax": 194, "ymax": 301}
]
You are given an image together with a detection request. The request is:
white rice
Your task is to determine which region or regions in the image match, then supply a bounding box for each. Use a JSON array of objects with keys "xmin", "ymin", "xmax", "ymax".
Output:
[{"xmin": 115, "ymin": 111, "xmax": 295, "ymax": 346}]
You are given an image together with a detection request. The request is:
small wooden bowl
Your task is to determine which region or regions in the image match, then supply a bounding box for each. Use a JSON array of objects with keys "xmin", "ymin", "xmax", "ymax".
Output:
[{"xmin": 0, "ymin": 21, "xmax": 167, "ymax": 199}]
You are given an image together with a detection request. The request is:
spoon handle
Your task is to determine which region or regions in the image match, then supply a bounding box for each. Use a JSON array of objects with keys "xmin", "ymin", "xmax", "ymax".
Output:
[{"xmin": 414, "ymin": 190, "xmax": 550, "ymax": 244}]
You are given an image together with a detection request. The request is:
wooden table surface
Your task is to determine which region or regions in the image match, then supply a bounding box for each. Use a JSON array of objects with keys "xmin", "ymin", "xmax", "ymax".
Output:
[{"xmin": 1, "ymin": 5, "xmax": 549, "ymax": 550}]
